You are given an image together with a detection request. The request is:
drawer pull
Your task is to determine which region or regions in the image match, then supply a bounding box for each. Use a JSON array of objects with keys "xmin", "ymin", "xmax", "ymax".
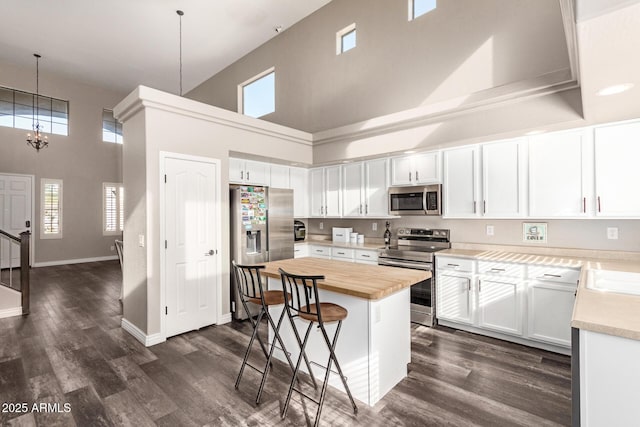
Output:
[
  {"xmin": 489, "ymin": 268, "xmax": 506, "ymax": 272},
  {"xmin": 536, "ymin": 274, "xmax": 563, "ymax": 280},
  {"xmin": 447, "ymin": 263, "xmax": 460, "ymax": 267},
  {"xmin": 315, "ymin": 250, "xmax": 323, "ymax": 252},
  {"xmin": 361, "ymin": 254, "xmax": 371, "ymax": 258},
  {"xmin": 337, "ymin": 252, "xmax": 345, "ymax": 255}
]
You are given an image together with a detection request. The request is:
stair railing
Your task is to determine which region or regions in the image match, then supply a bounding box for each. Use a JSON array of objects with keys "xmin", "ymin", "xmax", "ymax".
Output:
[{"xmin": 0, "ymin": 229, "xmax": 30, "ymax": 315}]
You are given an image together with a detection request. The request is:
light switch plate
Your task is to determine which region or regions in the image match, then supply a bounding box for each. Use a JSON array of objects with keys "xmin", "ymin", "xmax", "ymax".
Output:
[
  {"xmin": 486, "ymin": 225, "xmax": 494, "ymax": 236},
  {"xmin": 138, "ymin": 234, "xmax": 145, "ymax": 247},
  {"xmin": 319, "ymin": 222, "xmax": 324, "ymax": 230},
  {"xmin": 607, "ymin": 227, "xmax": 619, "ymax": 240},
  {"xmin": 372, "ymin": 223, "xmax": 378, "ymax": 231}
]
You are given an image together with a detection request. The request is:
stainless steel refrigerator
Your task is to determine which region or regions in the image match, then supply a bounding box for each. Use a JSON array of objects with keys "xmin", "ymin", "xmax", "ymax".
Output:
[{"xmin": 230, "ymin": 185, "xmax": 294, "ymax": 319}]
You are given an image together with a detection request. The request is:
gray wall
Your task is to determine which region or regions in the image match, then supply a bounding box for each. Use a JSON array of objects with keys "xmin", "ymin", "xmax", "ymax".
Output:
[
  {"xmin": 0, "ymin": 59, "xmax": 126, "ymax": 263},
  {"xmin": 188, "ymin": 0, "xmax": 570, "ymax": 133},
  {"xmin": 305, "ymin": 218, "xmax": 640, "ymax": 253}
]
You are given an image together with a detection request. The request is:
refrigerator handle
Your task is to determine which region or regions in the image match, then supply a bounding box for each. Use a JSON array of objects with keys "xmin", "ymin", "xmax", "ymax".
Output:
[{"xmin": 265, "ymin": 208, "xmax": 269, "ymax": 257}]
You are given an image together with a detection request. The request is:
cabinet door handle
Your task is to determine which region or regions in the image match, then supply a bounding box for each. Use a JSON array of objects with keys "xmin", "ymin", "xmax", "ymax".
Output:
[
  {"xmin": 483, "ymin": 200, "xmax": 486, "ymax": 214},
  {"xmin": 241, "ymin": 171, "xmax": 244, "ymax": 180},
  {"xmin": 415, "ymin": 171, "xmax": 419, "ymax": 182},
  {"xmin": 360, "ymin": 204, "xmax": 362, "ymax": 214},
  {"xmin": 409, "ymin": 172, "xmax": 412, "ymax": 182},
  {"xmin": 466, "ymin": 278, "xmax": 471, "ymax": 292},
  {"xmin": 365, "ymin": 204, "xmax": 368, "ymax": 214},
  {"xmin": 247, "ymin": 171, "xmax": 250, "ymax": 181},
  {"xmin": 473, "ymin": 201, "xmax": 476, "ymax": 214},
  {"xmin": 583, "ymin": 197, "xmax": 586, "ymax": 213},
  {"xmin": 597, "ymin": 196, "xmax": 601, "ymax": 213},
  {"xmin": 321, "ymin": 206, "xmax": 324, "ymax": 215},
  {"xmin": 478, "ymin": 279, "xmax": 482, "ymax": 292}
]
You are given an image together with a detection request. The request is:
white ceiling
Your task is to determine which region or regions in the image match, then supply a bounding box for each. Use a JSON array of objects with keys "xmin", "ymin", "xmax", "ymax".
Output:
[{"xmin": 0, "ymin": 0, "xmax": 331, "ymax": 95}]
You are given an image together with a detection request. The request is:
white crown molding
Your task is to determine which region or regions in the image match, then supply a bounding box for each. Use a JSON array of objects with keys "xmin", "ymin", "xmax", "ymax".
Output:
[
  {"xmin": 312, "ymin": 69, "xmax": 579, "ymax": 146},
  {"xmin": 559, "ymin": 0, "xmax": 580, "ymax": 84},
  {"xmin": 121, "ymin": 318, "xmax": 166, "ymax": 347},
  {"xmin": 33, "ymin": 255, "xmax": 118, "ymax": 268},
  {"xmin": 114, "ymin": 86, "xmax": 313, "ymax": 147}
]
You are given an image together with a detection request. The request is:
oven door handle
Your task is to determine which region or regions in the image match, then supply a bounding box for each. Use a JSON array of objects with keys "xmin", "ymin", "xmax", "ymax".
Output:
[{"xmin": 379, "ymin": 259, "xmax": 432, "ymax": 270}]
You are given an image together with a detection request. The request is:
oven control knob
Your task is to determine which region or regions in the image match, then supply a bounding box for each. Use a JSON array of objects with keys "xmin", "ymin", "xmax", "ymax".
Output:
[
  {"xmin": 399, "ymin": 229, "xmax": 404, "ymax": 234},
  {"xmin": 433, "ymin": 231, "xmax": 440, "ymax": 236}
]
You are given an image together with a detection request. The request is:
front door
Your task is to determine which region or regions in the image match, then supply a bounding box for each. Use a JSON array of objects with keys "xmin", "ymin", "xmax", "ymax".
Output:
[
  {"xmin": 164, "ymin": 157, "xmax": 218, "ymax": 338},
  {"xmin": 0, "ymin": 174, "xmax": 33, "ymax": 269}
]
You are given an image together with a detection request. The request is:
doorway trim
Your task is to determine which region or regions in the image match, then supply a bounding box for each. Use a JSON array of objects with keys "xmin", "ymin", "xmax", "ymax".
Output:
[
  {"xmin": 158, "ymin": 151, "xmax": 222, "ymax": 341},
  {"xmin": 0, "ymin": 172, "xmax": 36, "ymax": 266}
]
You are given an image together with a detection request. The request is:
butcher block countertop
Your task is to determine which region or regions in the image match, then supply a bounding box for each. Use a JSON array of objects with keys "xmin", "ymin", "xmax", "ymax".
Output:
[{"xmin": 260, "ymin": 257, "xmax": 430, "ymax": 300}]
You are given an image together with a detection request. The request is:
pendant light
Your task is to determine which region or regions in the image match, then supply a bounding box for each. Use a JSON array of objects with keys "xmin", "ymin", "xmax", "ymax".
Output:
[
  {"xmin": 177, "ymin": 10, "xmax": 184, "ymax": 96},
  {"xmin": 26, "ymin": 53, "xmax": 48, "ymax": 151}
]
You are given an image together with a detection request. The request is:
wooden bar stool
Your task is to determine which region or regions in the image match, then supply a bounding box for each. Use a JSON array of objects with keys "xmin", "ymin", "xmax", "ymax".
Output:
[
  {"xmin": 232, "ymin": 261, "xmax": 316, "ymax": 405},
  {"xmin": 278, "ymin": 268, "xmax": 358, "ymax": 427}
]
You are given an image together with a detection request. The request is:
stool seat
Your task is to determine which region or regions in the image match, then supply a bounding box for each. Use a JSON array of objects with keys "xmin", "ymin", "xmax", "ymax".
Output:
[
  {"xmin": 299, "ymin": 303, "xmax": 348, "ymax": 323},
  {"xmin": 248, "ymin": 290, "xmax": 290, "ymax": 306}
]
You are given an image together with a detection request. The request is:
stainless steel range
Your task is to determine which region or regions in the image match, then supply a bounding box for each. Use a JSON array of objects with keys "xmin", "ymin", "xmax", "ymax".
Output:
[{"xmin": 378, "ymin": 228, "xmax": 451, "ymax": 326}]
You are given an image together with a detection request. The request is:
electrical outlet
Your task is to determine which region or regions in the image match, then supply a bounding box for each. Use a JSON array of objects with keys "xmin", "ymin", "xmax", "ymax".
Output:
[
  {"xmin": 486, "ymin": 225, "xmax": 494, "ymax": 236},
  {"xmin": 607, "ymin": 227, "xmax": 619, "ymax": 240},
  {"xmin": 319, "ymin": 222, "xmax": 324, "ymax": 230},
  {"xmin": 372, "ymin": 223, "xmax": 378, "ymax": 231},
  {"xmin": 110, "ymin": 245, "xmax": 115, "ymax": 251},
  {"xmin": 138, "ymin": 234, "xmax": 145, "ymax": 247}
]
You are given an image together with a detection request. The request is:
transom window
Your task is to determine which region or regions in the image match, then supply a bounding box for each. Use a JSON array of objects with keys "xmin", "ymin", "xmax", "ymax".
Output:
[
  {"xmin": 336, "ymin": 24, "xmax": 357, "ymax": 55},
  {"xmin": 239, "ymin": 68, "xmax": 275, "ymax": 118},
  {"xmin": 102, "ymin": 109, "xmax": 123, "ymax": 144},
  {"xmin": 410, "ymin": 0, "xmax": 437, "ymax": 20},
  {"xmin": 0, "ymin": 86, "xmax": 69, "ymax": 135},
  {"xmin": 41, "ymin": 179, "xmax": 63, "ymax": 239},
  {"xmin": 103, "ymin": 183, "xmax": 124, "ymax": 235}
]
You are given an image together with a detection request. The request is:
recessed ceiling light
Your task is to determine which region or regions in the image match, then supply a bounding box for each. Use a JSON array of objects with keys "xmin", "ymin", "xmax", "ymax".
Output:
[
  {"xmin": 597, "ymin": 83, "xmax": 634, "ymax": 96},
  {"xmin": 274, "ymin": 26, "xmax": 283, "ymax": 33}
]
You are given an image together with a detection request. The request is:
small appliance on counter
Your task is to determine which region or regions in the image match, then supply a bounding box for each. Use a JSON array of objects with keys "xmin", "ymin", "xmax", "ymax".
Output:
[
  {"xmin": 294, "ymin": 220, "xmax": 306, "ymax": 241},
  {"xmin": 332, "ymin": 227, "xmax": 353, "ymax": 243}
]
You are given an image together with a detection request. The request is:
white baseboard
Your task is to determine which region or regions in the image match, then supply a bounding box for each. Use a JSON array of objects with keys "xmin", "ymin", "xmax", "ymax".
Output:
[
  {"xmin": 121, "ymin": 318, "xmax": 166, "ymax": 347},
  {"xmin": 219, "ymin": 312, "xmax": 232, "ymax": 324},
  {"xmin": 34, "ymin": 255, "xmax": 118, "ymax": 268},
  {"xmin": 0, "ymin": 307, "xmax": 23, "ymax": 319}
]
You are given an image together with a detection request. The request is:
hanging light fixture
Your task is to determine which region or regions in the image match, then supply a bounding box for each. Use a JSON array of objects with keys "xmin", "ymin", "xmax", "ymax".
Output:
[
  {"xmin": 176, "ymin": 10, "xmax": 184, "ymax": 96},
  {"xmin": 26, "ymin": 53, "xmax": 48, "ymax": 152}
]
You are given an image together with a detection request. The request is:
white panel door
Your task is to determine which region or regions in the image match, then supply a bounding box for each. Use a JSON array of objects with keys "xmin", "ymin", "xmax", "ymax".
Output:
[
  {"xmin": 309, "ymin": 168, "xmax": 324, "ymax": 217},
  {"xmin": 364, "ymin": 158, "xmax": 389, "ymax": 216},
  {"xmin": 342, "ymin": 163, "xmax": 363, "ymax": 217},
  {"xmin": 477, "ymin": 278, "xmax": 521, "ymax": 336},
  {"xmin": 595, "ymin": 121, "xmax": 640, "ymax": 217},
  {"xmin": 0, "ymin": 175, "xmax": 32, "ymax": 269},
  {"xmin": 414, "ymin": 152, "xmax": 441, "ymax": 184},
  {"xmin": 529, "ymin": 131, "xmax": 591, "ymax": 217},
  {"xmin": 443, "ymin": 147, "xmax": 479, "ymax": 217},
  {"xmin": 436, "ymin": 274, "xmax": 473, "ymax": 324},
  {"xmin": 165, "ymin": 157, "xmax": 218, "ymax": 338},
  {"xmin": 289, "ymin": 167, "xmax": 309, "ymax": 218},
  {"xmin": 527, "ymin": 281, "xmax": 575, "ymax": 347},
  {"xmin": 482, "ymin": 139, "xmax": 527, "ymax": 217},
  {"xmin": 324, "ymin": 166, "xmax": 342, "ymax": 217}
]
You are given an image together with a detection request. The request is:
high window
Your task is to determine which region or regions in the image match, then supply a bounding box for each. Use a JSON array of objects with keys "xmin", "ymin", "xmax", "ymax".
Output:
[
  {"xmin": 103, "ymin": 183, "xmax": 124, "ymax": 235},
  {"xmin": 336, "ymin": 24, "xmax": 357, "ymax": 54},
  {"xmin": 410, "ymin": 0, "xmax": 437, "ymax": 20},
  {"xmin": 0, "ymin": 86, "xmax": 69, "ymax": 135},
  {"xmin": 102, "ymin": 109, "xmax": 123, "ymax": 144},
  {"xmin": 41, "ymin": 179, "xmax": 63, "ymax": 239},
  {"xmin": 239, "ymin": 68, "xmax": 275, "ymax": 118}
]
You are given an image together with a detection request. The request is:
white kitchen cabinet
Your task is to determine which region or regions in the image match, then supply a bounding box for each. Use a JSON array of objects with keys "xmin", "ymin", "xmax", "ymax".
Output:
[
  {"xmin": 477, "ymin": 278, "xmax": 522, "ymax": 336},
  {"xmin": 390, "ymin": 152, "xmax": 440, "ymax": 186},
  {"xmin": 527, "ymin": 281, "xmax": 575, "ymax": 346},
  {"xmin": 289, "ymin": 167, "xmax": 309, "ymax": 218},
  {"xmin": 436, "ymin": 273, "xmax": 474, "ymax": 325},
  {"xmin": 331, "ymin": 247, "xmax": 355, "ymax": 262},
  {"xmin": 355, "ymin": 249, "xmax": 378, "ymax": 265},
  {"xmin": 309, "ymin": 166, "xmax": 341, "ymax": 217},
  {"xmin": 529, "ymin": 130, "xmax": 593, "ymax": 217},
  {"xmin": 270, "ymin": 164, "xmax": 290, "ymax": 189},
  {"xmin": 482, "ymin": 139, "xmax": 527, "ymax": 217},
  {"xmin": 294, "ymin": 244, "xmax": 310, "ymax": 259},
  {"xmin": 443, "ymin": 146, "xmax": 480, "ymax": 217},
  {"xmin": 229, "ymin": 158, "xmax": 270, "ymax": 185},
  {"xmin": 309, "ymin": 245, "xmax": 331, "ymax": 259},
  {"xmin": 342, "ymin": 159, "xmax": 389, "ymax": 217},
  {"xmin": 594, "ymin": 121, "xmax": 640, "ymax": 217}
]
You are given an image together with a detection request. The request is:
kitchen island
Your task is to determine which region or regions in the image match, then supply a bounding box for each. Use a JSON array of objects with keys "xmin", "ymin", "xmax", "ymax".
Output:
[{"xmin": 260, "ymin": 257, "xmax": 430, "ymax": 406}]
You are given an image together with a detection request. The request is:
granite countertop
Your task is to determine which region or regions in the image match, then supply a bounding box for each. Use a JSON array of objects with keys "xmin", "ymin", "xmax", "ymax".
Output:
[
  {"xmin": 260, "ymin": 257, "xmax": 429, "ymax": 300},
  {"xmin": 436, "ymin": 243, "xmax": 640, "ymax": 341}
]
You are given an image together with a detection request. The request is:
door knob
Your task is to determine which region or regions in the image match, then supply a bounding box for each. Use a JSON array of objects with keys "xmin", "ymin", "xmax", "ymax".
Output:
[{"xmin": 205, "ymin": 250, "xmax": 215, "ymax": 256}]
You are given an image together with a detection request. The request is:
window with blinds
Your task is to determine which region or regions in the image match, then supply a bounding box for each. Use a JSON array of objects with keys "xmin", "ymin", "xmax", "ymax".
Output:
[
  {"xmin": 0, "ymin": 86, "xmax": 69, "ymax": 135},
  {"xmin": 103, "ymin": 183, "xmax": 124, "ymax": 235},
  {"xmin": 41, "ymin": 179, "xmax": 63, "ymax": 239},
  {"xmin": 102, "ymin": 109, "xmax": 123, "ymax": 144}
]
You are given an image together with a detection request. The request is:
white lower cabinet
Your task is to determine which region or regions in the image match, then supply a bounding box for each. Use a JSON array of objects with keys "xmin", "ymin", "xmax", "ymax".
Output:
[
  {"xmin": 436, "ymin": 255, "xmax": 578, "ymax": 353},
  {"xmin": 294, "ymin": 244, "xmax": 310, "ymax": 259}
]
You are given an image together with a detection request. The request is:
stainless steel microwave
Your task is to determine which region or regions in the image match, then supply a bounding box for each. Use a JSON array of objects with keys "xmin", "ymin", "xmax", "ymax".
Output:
[{"xmin": 389, "ymin": 184, "xmax": 442, "ymax": 216}]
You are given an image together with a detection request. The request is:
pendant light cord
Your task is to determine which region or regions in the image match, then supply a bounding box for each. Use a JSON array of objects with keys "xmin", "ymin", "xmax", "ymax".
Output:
[
  {"xmin": 177, "ymin": 10, "xmax": 184, "ymax": 96},
  {"xmin": 34, "ymin": 54, "xmax": 41, "ymax": 129}
]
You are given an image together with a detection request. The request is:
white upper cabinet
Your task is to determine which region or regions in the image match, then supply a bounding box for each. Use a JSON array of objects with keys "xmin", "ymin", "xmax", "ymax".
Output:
[
  {"xmin": 270, "ymin": 164, "xmax": 290, "ymax": 189},
  {"xmin": 482, "ymin": 139, "xmax": 527, "ymax": 218},
  {"xmin": 444, "ymin": 140, "xmax": 526, "ymax": 218},
  {"xmin": 289, "ymin": 167, "xmax": 309, "ymax": 218},
  {"xmin": 391, "ymin": 152, "xmax": 441, "ymax": 186},
  {"xmin": 309, "ymin": 166, "xmax": 341, "ymax": 217},
  {"xmin": 229, "ymin": 158, "xmax": 270, "ymax": 186},
  {"xmin": 528, "ymin": 130, "xmax": 593, "ymax": 217},
  {"xmin": 594, "ymin": 121, "xmax": 640, "ymax": 217},
  {"xmin": 443, "ymin": 146, "xmax": 480, "ymax": 218},
  {"xmin": 342, "ymin": 159, "xmax": 390, "ymax": 217}
]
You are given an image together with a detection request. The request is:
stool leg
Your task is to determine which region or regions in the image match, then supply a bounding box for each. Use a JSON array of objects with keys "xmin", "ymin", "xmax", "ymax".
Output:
[
  {"xmin": 235, "ymin": 306, "xmax": 265, "ymax": 389},
  {"xmin": 281, "ymin": 321, "xmax": 314, "ymax": 419},
  {"xmin": 319, "ymin": 320, "xmax": 358, "ymax": 415},
  {"xmin": 256, "ymin": 307, "xmax": 293, "ymax": 404},
  {"xmin": 285, "ymin": 312, "xmax": 318, "ymax": 390}
]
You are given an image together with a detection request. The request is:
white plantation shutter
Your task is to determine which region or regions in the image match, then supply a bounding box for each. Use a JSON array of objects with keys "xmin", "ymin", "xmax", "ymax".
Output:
[
  {"xmin": 119, "ymin": 186, "xmax": 124, "ymax": 232},
  {"xmin": 41, "ymin": 178, "xmax": 63, "ymax": 239},
  {"xmin": 103, "ymin": 183, "xmax": 124, "ymax": 235}
]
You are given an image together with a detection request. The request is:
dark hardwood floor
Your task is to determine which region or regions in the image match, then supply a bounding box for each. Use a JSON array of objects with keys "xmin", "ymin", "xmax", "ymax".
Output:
[{"xmin": 0, "ymin": 261, "xmax": 571, "ymax": 426}]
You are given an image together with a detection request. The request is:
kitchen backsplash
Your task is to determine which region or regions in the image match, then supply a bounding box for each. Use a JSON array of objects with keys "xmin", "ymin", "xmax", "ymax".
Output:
[{"xmin": 304, "ymin": 218, "xmax": 640, "ymax": 252}]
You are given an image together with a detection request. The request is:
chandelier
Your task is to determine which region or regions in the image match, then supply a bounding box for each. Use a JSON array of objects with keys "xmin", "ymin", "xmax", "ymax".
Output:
[{"xmin": 26, "ymin": 53, "xmax": 48, "ymax": 152}]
